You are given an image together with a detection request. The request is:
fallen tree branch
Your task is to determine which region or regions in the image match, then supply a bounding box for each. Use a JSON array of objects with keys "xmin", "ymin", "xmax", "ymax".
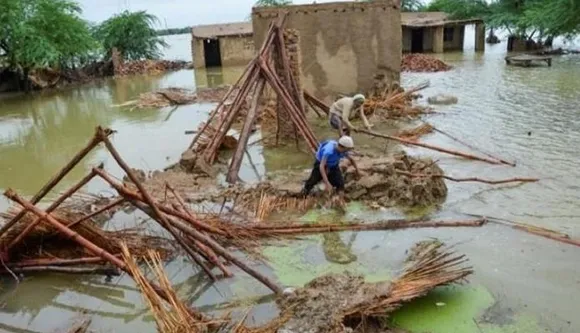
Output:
[{"xmin": 396, "ymin": 170, "xmax": 539, "ymax": 185}]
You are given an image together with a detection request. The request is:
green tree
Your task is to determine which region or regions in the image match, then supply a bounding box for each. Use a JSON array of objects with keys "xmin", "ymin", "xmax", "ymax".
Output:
[
  {"xmin": 0, "ymin": 0, "xmax": 96, "ymax": 69},
  {"xmin": 0, "ymin": 0, "xmax": 97, "ymax": 89},
  {"xmin": 93, "ymin": 10, "xmax": 168, "ymax": 61}
]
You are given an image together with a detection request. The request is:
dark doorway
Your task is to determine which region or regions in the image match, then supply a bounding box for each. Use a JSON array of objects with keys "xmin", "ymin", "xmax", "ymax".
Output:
[
  {"xmin": 411, "ymin": 29, "xmax": 424, "ymax": 53},
  {"xmin": 203, "ymin": 39, "xmax": 222, "ymax": 67}
]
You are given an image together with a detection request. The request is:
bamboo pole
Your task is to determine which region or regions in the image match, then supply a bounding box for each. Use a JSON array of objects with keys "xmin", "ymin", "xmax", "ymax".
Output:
[
  {"xmin": 95, "ymin": 128, "xmax": 216, "ymax": 280},
  {"xmin": 0, "ymin": 127, "xmax": 109, "ymax": 238},
  {"xmin": 227, "ymin": 78, "xmax": 266, "ymax": 183},
  {"xmin": 357, "ymin": 129, "xmax": 504, "ymax": 165},
  {"xmin": 8, "ymin": 168, "xmax": 101, "ymax": 251},
  {"xmin": 166, "ymin": 184, "xmax": 233, "ymax": 277},
  {"xmin": 395, "ymin": 170, "xmax": 539, "ymax": 185}
]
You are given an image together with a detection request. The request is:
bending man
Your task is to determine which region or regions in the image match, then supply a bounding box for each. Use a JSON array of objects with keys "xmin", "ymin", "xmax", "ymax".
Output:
[
  {"xmin": 301, "ymin": 136, "xmax": 361, "ymax": 201},
  {"xmin": 329, "ymin": 94, "xmax": 372, "ymax": 136}
]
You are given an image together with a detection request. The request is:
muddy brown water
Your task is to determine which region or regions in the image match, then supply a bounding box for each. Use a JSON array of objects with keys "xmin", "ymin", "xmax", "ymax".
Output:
[{"xmin": 0, "ymin": 30, "xmax": 580, "ymax": 333}]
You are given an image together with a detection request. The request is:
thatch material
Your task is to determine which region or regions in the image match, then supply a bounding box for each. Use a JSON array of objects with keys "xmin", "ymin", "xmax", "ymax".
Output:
[
  {"xmin": 121, "ymin": 244, "xmax": 222, "ymax": 333},
  {"xmin": 271, "ymin": 240, "xmax": 472, "ymax": 333},
  {"xmin": 364, "ymin": 81, "xmax": 432, "ymax": 119}
]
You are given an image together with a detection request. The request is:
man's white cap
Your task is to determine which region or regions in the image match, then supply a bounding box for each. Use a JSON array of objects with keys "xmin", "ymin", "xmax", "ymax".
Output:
[
  {"xmin": 353, "ymin": 94, "xmax": 365, "ymax": 102},
  {"xmin": 338, "ymin": 136, "xmax": 354, "ymax": 148}
]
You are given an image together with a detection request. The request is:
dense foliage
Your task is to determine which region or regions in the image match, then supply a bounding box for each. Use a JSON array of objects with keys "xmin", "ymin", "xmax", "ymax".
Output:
[
  {"xmin": 0, "ymin": 0, "xmax": 97, "ymax": 71},
  {"xmin": 0, "ymin": 0, "xmax": 167, "ymax": 79},
  {"xmin": 93, "ymin": 10, "xmax": 168, "ymax": 61},
  {"xmin": 425, "ymin": 0, "xmax": 580, "ymax": 41}
]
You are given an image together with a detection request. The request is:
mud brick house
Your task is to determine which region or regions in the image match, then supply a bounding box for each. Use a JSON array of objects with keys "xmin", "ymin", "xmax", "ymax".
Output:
[{"xmin": 401, "ymin": 12, "xmax": 485, "ymax": 53}]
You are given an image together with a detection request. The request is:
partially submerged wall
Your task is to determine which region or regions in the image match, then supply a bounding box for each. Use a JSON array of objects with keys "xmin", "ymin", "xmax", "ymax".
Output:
[
  {"xmin": 219, "ymin": 36, "xmax": 255, "ymax": 67},
  {"xmin": 252, "ymin": 0, "xmax": 401, "ymax": 100}
]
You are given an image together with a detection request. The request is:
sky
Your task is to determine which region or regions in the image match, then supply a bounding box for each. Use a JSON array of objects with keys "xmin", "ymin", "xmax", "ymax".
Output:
[{"xmin": 77, "ymin": 0, "xmax": 352, "ymax": 28}]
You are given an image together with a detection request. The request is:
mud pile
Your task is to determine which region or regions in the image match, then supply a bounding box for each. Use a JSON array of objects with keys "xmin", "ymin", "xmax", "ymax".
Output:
[
  {"xmin": 341, "ymin": 153, "xmax": 447, "ymax": 207},
  {"xmin": 274, "ymin": 240, "xmax": 471, "ymax": 333}
]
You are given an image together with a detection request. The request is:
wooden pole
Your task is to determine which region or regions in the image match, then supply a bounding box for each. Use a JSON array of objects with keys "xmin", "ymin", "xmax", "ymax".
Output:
[
  {"xmin": 9, "ymin": 256, "xmax": 110, "ymax": 268},
  {"xmin": 130, "ymin": 199, "xmax": 282, "ymax": 294},
  {"xmin": 0, "ymin": 127, "xmax": 109, "ymax": 238},
  {"xmin": 166, "ymin": 184, "xmax": 233, "ymax": 277},
  {"xmin": 65, "ymin": 197, "xmax": 126, "ymax": 230},
  {"xmin": 94, "ymin": 168, "xmax": 226, "ymax": 236},
  {"xmin": 357, "ymin": 129, "xmax": 504, "ymax": 165},
  {"xmin": 8, "ymin": 168, "xmax": 102, "ymax": 251},
  {"xmin": 3, "ymin": 188, "xmax": 207, "ymax": 321},
  {"xmin": 259, "ymin": 61, "xmax": 318, "ymax": 153},
  {"xmin": 95, "ymin": 128, "xmax": 216, "ymax": 280},
  {"xmin": 4, "ymin": 189, "xmax": 127, "ymax": 268},
  {"xmin": 430, "ymin": 125, "xmax": 516, "ymax": 166},
  {"xmin": 226, "ymin": 78, "xmax": 266, "ymax": 183},
  {"xmin": 249, "ymin": 219, "xmax": 487, "ymax": 235}
]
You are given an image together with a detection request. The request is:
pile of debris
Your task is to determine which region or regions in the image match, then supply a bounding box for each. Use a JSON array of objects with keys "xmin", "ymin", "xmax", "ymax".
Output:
[
  {"xmin": 124, "ymin": 239, "xmax": 473, "ymax": 333},
  {"xmin": 113, "ymin": 59, "xmax": 191, "ymax": 76},
  {"xmin": 364, "ymin": 81, "xmax": 432, "ymax": 119},
  {"xmin": 343, "ymin": 152, "xmax": 447, "ymax": 207},
  {"xmin": 275, "ymin": 240, "xmax": 472, "ymax": 333},
  {"xmin": 402, "ymin": 54, "xmax": 452, "ymax": 72}
]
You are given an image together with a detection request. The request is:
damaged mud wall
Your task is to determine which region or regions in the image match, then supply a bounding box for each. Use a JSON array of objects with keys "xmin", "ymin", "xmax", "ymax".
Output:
[
  {"xmin": 275, "ymin": 29, "xmax": 304, "ymax": 140},
  {"xmin": 252, "ymin": 0, "xmax": 402, "ymax": 100}
]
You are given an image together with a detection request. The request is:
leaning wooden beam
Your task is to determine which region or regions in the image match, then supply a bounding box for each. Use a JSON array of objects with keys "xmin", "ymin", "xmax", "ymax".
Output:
[
  {"xmin": 395, "ymin": 170, "xmax": 539, "ymax": 185},
  {"xmin": 129, "ymin": 198, "xmax": 282, "ymax": 294},
  {"xmin": 226, "ymin": 78, "xmax": 266, "ymax": 183},
  {"xmin": 166, "ymin": 184, "xmax": 233, "ymax": 278},
  {"xmin": 357, "ymin": 129, "xmax": 504, "ymax": 165},
  {"xmin": 91, "ymin": 133, "xmax": 218, "ymax": 280},
  {"xmin": 0, "ymin": 127, "xmax": 110, "ymax": 238},
  {"xmin": 303, "ymin": 91, "xmax": 330, "ymax": 115},
  {"xmin": 259, "ymin": 61, "xmax": 318, "ymax": 153},
  {"xmin": 204, "ymin": 66, "xmax": 261, "ymax": 163},
  {"xmin": 7, "ymin": 167, "xmax": 102, "ymax": 251}
]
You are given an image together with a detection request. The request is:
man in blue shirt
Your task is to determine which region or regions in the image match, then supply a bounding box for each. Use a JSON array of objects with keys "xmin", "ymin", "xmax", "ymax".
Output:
[{"xmin": 301, "ymin": 136, "xmax": 361, "ymax": 200}]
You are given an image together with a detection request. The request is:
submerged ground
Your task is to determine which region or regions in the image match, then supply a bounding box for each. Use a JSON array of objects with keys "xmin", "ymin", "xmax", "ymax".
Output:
[{"xmin": 0, "ymin": 32, "xmax": 579, "ymax": 332}]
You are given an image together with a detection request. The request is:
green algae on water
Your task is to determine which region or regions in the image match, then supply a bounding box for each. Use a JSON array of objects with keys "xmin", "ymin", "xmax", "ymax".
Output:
[{"xmin": 389, "ymin": 285, "xmax": 546, "ymax": 333}]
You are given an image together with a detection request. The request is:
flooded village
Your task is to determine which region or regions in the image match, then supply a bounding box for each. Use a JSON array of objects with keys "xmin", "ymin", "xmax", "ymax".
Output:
[{"xmin": 0, "ymin": 0, "xmax": 580, "ymax": 332}]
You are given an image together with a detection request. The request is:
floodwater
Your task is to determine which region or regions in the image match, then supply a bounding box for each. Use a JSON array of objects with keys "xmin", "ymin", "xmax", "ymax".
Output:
[{"xmin": 0, "ymin": 28, "xmax": 579, "ymax": 332}]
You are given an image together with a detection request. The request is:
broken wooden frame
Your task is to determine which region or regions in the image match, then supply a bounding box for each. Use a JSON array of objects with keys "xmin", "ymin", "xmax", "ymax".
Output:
[
  {"xmin": 0, "ymin": 126, "xmax": 282, "ymax": 309},
  {"xmin": 186, "ymin": 14, "xmax": 318, "ymax": 184}
]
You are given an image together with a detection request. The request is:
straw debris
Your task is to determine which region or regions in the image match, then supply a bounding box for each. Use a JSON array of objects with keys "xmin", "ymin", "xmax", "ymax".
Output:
[{"xmin": 272, "ymin": 240, "xmax": 471, "ymax": 333}]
